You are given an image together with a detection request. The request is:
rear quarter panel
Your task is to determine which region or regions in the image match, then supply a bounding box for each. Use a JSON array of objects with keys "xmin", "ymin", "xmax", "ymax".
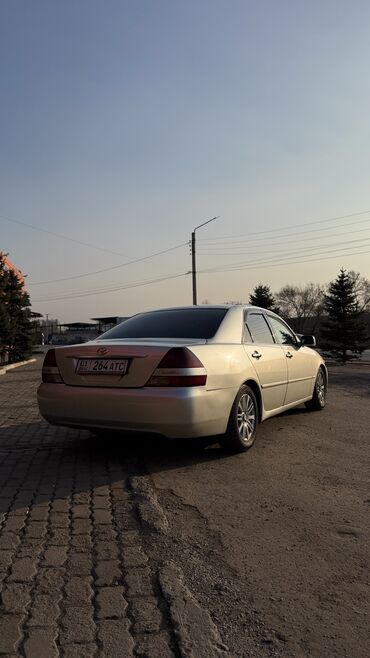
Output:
[{"xmin": 189, "ymin": 344, "xmax": 255, "ymax": 391}]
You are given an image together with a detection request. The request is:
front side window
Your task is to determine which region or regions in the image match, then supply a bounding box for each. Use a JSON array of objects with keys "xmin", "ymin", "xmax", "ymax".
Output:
[
  {"xmin": 267, "ymin": 316, "xmax": 297, "ymax": 345},
  {"xmin": 245, "ymin": 313, "xmax": 275, "ymax": 345}
]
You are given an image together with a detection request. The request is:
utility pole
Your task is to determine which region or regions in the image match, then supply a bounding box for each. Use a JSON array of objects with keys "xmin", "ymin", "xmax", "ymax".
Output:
[{"xmin": 191, "ymin": 216, "xmax": 219, "ymax": 305}]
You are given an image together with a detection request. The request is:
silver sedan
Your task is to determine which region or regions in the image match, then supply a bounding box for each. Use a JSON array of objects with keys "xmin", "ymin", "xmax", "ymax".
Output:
[{"xmin": 37, "ymin": 305, "xmax": 327, "ymax": 453}]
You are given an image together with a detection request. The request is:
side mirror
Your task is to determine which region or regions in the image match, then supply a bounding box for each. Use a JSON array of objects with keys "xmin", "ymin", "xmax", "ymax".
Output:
[{"xmin": 300, "ymin": 335, "xmax": 316, "ymax": 347}]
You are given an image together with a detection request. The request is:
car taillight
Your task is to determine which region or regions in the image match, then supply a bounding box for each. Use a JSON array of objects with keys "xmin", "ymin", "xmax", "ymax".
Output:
[
  {"xmin": 146, "ymin": 347, "xmax": 207, "ymax": 387},
  {"xmin": 42, "ymin": 349, "xmax": 64, "ymax": 383}
]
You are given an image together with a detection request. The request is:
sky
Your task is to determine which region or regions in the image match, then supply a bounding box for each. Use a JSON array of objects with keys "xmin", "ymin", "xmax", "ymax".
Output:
[{"xmin": 1, "ymin": 0, "xmax": 370, "ymax": 322}]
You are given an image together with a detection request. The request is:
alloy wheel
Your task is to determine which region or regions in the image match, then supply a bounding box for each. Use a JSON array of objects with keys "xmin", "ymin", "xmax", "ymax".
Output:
[
  {"xmin": 237, "ymin": 393, "xmax": 256, "ymax": 442},
  {"xmin": 316, "ymin": 370, "xmax": 326, "ymax": 405}
]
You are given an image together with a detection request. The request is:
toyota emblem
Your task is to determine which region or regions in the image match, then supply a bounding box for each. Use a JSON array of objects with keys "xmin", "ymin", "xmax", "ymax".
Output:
[{"xmin": 97, "ymin": 346, "xmax": 108, "ymax": 356}]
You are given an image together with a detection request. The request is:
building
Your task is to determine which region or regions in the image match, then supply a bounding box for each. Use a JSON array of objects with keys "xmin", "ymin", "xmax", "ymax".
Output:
[
  {"xmin": 90, "ymin": 316, "xmax": 129, "ymax": 334},
  {"xmin": 54, "ymin": 322, "xmax": 100, "ymax": 344}
]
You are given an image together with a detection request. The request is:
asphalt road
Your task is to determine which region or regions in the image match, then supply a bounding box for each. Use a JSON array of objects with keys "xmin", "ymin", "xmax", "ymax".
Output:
[
  {"xmin": 139, "ymin": 364, "xmax": 370, "ymax": 657},
  {"xmin": 0, "ymin": 359, "xmax": 369, "ymax": 657}
]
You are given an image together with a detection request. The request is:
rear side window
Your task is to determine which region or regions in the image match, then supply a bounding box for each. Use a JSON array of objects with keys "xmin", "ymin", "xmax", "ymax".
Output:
[
  {"xmin": 246, "ymin": 313, "xmax": 275, "ymax": 344},
  {"xmin": 98, "ymin": 308, "xmax": 229, "ymax": 340}
]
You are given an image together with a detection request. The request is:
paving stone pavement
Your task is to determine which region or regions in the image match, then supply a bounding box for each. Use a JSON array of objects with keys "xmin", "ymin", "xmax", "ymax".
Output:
[{"xmin": 0, "ymin": 359, "xmax": 177, "ymax": 657}]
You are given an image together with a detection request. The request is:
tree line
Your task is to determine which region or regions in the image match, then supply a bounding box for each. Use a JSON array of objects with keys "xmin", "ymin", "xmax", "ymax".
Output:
[{"xmin": 249, "ymin": 268, "xmax": 370, "ymax": 363}]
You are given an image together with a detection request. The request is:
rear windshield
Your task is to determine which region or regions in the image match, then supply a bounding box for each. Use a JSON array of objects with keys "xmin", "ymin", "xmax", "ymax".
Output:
[{"xmin": 97, "ymin": 308, "xmax": 228, "ymax": 340}]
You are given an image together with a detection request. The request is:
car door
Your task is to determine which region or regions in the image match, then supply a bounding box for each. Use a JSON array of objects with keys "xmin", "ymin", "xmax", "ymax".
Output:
[
  {"xmin": 243, "ymin": 311, "xmax": 288, "ymax": 411},
  {"xmin": 266, "ymin": 315, "xmax": 314, "ymax": 405}
]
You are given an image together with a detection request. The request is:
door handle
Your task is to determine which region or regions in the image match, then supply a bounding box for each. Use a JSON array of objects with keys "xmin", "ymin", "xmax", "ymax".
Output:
[
  {"xmin": 286, "ymin": 351, "xmax": 293, "ymax": 359},
  {"xmin": 251, "ymin": 351, "xmax": 262, "ymax": 359}
]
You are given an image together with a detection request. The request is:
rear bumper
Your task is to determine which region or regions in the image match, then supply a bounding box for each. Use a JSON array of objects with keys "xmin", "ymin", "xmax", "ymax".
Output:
[{"xmin": 37, "ymin": 383, "xmax": 235, "ymax": 438}]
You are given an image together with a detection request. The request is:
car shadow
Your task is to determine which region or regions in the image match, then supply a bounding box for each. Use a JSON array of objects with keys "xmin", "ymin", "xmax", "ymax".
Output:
[
  {"xmin": 0, "ymin": 401, "xmax": 321, "ymax": 516},
  {"xmin": 280, "ymin": 405, "xmax": 310, "ymax": 417},
  {"xmin": 0, "ymin": 420, "xmax": 230, "ymax": 515}
]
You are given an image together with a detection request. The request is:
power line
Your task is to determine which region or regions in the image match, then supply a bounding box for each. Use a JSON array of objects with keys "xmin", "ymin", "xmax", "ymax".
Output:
[
  {"xmin": 0, "ymin": 213, "xmax": 129, "ymax": 257},
  {"xmin": 28, "ymin": 215, "xmax": 370, "ymax": 286},
  {"xmin": 202, "ymin": 244, "xmax": 370, "ymax": 272},
  {"xmin": 6, "ymin": 206, "xmax": 370, "ymax": 293},
  {"xmin": 4, "ymin": 208, "xmax": 370, "ymax": 249},
  {"xmin": 28, "ymin": 243, "xmax": 187, "ymax": 285},
  {"xmin": 42, "ymin": 243, "xmax": 365, "ymax": 302},
  {"xmin": 198, "ymin": 224, "xmax": 370, "ymax": 253},
  {"xmin": 198, "ymin": 236, "xmax": 370, "ymax": 259},
  {"xmin": 199, "ymin": 216, "xmax": 370, "ymax": 245},
  {"xmin": 33, "ymin": 271, "xmax": 190, "ymax": 303},
  {"xmin": 199, "ymin": 246, "xmax": 370, "ymax": 275},
  {"xmin": 34, "ymin": 271, "xmax": 188, "ymax": 299},
  {"xmin": 198, "ymin": 210, "xmax": 370, "ymax": 241},
  {"xmin": 32, "ymin": 242, "xmax": 370, "ymax": 303}
]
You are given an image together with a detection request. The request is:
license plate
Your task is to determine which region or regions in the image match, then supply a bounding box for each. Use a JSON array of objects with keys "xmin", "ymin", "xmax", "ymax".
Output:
[{"xmin": 76, "ymin": 358, "xmax": 129, "ymax": 375}]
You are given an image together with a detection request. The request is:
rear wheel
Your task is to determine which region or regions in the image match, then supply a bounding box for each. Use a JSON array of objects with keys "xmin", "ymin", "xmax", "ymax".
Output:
[
  {"xmin": 305, "ymin": 367, "xmax": 327, "ymax": 411},
  {"xmin": 220, "ymin": 385, "xmax": 258, "ymax": 453}
]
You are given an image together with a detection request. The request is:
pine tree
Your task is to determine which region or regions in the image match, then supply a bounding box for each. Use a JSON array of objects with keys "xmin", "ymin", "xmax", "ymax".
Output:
[
  {"xmin": 0, "ymin": 254, "xmax": 33, "ymax": 363},
  {"xmin": 320, "ymin": 268, "xmax": 368, "ymax": 363},
  {"xmin": 0, "ymin": 293, "xmax": 10, "ymax": 365},
  {"xmin": 0, "ymin": 256, "xmax": 10, "ymax": 363},
  {"xmin": 249, "ymin": 284, "xmax": 276, "ymax": 311}
]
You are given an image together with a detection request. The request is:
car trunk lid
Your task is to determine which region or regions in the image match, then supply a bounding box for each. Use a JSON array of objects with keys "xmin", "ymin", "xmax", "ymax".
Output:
[{"xmin": 54, "ymin": 339, "xmax": 206, "ymax": 388}]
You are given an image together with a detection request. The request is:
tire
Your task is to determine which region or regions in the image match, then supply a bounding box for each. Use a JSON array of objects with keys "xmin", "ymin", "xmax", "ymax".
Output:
[
  {"xmin": 305, "ymin": 367, "xmax": 327, "ymax": 411},
  {"xmin": 220, "ymin": 385, "xmax": 258, "ymax": 453}
]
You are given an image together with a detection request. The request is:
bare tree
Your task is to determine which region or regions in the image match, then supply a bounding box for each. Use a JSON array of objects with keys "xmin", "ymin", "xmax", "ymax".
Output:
[
  {"xmin": 275, "ymin": 283, "xmax": 325, "ymax": 333},
  {"xmin": 348, "ymin": 271, "xmax": 370, "ymax": 312}
]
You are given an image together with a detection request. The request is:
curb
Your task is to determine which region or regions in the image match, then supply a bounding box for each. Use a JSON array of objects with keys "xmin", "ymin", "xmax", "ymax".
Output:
[{"xmin": 0, "ymin": 357, "xmax": 37, "ymax": 376}]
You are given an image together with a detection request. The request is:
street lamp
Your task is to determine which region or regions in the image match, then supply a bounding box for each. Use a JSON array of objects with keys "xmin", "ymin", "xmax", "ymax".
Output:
[{"xmin": 191, "ymin": 216, "xmax": 219, "ymax": 305}]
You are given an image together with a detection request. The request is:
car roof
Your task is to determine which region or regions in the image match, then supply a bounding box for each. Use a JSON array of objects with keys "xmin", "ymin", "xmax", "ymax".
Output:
[{"xmin": 134, "ymin": 304, "xmax": 275, "ymax": 313}]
